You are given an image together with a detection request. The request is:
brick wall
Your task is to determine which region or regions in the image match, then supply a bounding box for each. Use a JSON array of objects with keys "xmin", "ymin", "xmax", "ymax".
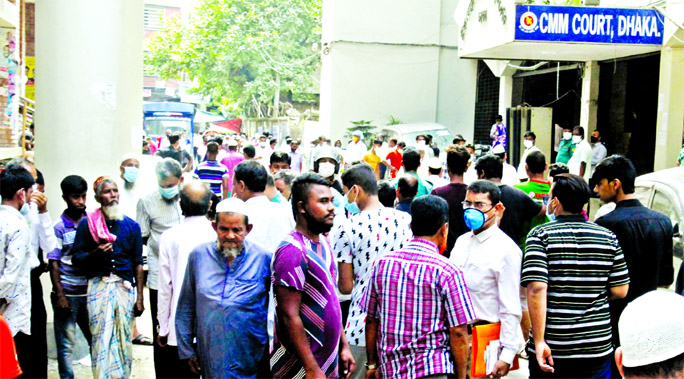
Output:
[{"xmin": 25, "ymin": 1, "xmax": 34, "ymax": 57}]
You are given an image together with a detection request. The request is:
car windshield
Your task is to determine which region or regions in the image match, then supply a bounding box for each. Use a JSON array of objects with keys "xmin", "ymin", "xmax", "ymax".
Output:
[
  {"xmin": 144, "ymin": 117, "xmax": 191, "ymax": 137},
  {"xmin": 401, "ymin": 129, "xmax": 453, "ymax": 148}
]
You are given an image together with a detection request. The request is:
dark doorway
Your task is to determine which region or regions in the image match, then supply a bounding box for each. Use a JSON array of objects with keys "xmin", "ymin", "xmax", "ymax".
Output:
[{"xmin": 597, "ymin": 53, "xmax": 660, "ymax": 175}]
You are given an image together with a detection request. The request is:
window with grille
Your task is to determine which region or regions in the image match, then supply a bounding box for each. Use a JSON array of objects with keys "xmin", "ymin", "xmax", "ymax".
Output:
[{"xmin": 144, "ymin": 5, "xmax": 166, "ymax": 31}]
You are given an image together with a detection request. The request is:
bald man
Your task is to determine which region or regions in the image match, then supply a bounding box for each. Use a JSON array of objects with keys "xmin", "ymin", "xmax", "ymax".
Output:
[
  {"xmin": 396, "ymin": 174, "xmax": 418, "ymax": 215},
  {"xmin": 157, "ymin": 181, "xmax": 217, "ymax": 378}
]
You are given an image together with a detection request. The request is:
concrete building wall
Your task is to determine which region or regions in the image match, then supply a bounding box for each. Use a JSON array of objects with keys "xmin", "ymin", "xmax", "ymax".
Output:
[{"xmin": 320, "ymin": 0, "xmax": 477, "ymax": 144}]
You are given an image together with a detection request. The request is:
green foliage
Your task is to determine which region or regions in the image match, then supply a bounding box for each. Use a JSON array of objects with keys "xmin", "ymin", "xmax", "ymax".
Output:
[
  {"xmin": 386, "ymin": 115, "xmax": 402, "ymax": 125},
  {"xmin": 145, "ymin": 0, "xmax": 322, "ymax": 116}
]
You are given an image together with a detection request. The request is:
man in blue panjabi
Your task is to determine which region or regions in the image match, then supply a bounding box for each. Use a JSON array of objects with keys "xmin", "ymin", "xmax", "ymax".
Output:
[{"xmin": 175, "ymin": 197, "xmax": 272, "ymax": 378}]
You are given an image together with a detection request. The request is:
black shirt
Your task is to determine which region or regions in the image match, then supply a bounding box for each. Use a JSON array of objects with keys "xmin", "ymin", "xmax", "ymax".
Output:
[
  {"xmin": 72, "ymin": 216, "xmax": 144, "ymax": 284},
  {"xmin": 431, "ymin": 183, "xmax": 468, "ymax": 255},
  {"xmin": 156, "ymin": 146, "xmax": 191, "ymax": 168},
  {"xmin": 499, "ymin": 184, "xmax": 542, "ymax": 245},
  {"xmin": 595, "ymin": 199, "xmax": 674, "ymax": 344}
]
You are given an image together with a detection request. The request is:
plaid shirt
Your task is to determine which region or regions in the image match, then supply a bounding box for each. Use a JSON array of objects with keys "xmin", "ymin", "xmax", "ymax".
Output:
[{"xmin": 362, "ymin": 239, "xmax": 475, "ymax": 379}]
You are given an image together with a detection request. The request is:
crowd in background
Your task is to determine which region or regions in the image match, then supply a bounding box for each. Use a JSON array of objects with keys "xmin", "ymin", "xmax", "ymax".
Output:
[{"xmin": 0, "ymin": 119, "xmax": 683, "ymax": 379}]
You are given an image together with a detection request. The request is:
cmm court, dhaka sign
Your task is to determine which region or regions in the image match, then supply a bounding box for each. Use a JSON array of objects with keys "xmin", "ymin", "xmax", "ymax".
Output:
[{"xmin": 514, "ymin": 5, "xmax": 664, "ymax": 45}]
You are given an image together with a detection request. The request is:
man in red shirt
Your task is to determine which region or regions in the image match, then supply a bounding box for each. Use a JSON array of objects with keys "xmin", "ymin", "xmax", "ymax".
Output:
[{"xmin": 383, "ymin": 139, "xmax": 403, "ymax": 179}]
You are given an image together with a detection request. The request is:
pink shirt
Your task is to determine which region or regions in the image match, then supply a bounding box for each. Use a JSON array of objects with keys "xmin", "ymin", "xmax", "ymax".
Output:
[{"xmin": 220, "ymin": 151, "xmax": 244, "ymax": 193}]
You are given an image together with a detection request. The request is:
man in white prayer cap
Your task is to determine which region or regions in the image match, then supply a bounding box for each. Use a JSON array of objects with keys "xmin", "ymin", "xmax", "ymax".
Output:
[
  {"xmin": 615, "ymin": 290, "xmax": 684, "ymax": 379},
  {"xmin": 175, "ymin": 197, "xmax": 273, "ymax": 378}
]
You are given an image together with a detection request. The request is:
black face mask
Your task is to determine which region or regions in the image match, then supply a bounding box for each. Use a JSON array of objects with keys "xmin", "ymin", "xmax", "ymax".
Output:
[{"xmin": 590, "ymin": 136, "xmax": 599, "ymax": 143}]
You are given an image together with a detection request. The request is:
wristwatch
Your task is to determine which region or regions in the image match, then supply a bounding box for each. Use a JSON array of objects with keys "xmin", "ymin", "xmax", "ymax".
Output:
[{"xmin": 364, "ymin": 363, "xmax": 377, "ymax": 370}]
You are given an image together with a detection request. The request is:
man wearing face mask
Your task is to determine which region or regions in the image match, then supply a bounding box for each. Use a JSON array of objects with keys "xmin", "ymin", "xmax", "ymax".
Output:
[
  {"xmin": 0, "ymin": 165, "xmax": 36, "ymax": 376},
  {"xmin": 567, "ymin": 126, "xmax": 593, "ymax": 182},
  {"xmin": 254, "ymin": 135, "xmax": 273, "ymax": 169},
  {"xmin": 555, "ymin": 126, "xmax": 575, "ymax": 165},
  {"xmin": 136, "ymin": 158, "xmax": 184, "ymax": 377},
  {"xmin": 330, "ymin": 164, "xmax": 412, "ymax": 379},
  {"xmin": 6, "ymin": 158, "xmax": 57, "ymax": 378},
  {"xmin": 346, "ymin": 131, "xmax": 368, "ymax": 164},
  {"xmin": 590, "ymin": 130, "xmax": 607, "ymax": 173},
  {"xmin": 450, "ymin": 180, "xmax": 525, "ymax": 379},
  {"xmin": 363, "ymin": 195, "xmax": 475, "ymax": 379},
  {"xmin": 117, "ymin": 154, "xmax": 140, "ymax": 219},
  {"xmin": 313, "ymin": 146, "xmax": 346, "ymax": 218},
  {"xmin": 517, "ymin": 131, "xmax": 540, "ymax": 180}
]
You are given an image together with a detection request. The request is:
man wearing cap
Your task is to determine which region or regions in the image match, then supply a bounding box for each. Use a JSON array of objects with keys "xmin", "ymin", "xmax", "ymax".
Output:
[
  {"xmin": 615, "ymin": 291, "xmax": 684, "ymax": 379},
  {"xmin": 220, "ymin": 137, "xmax": 244, "ymax": 197},
  {"xmin": 426, "ymin": 156, "xmax": 448, "ymax": 189},
  {"xmin": 492, "ymin": 144, "xmax": 520, "ymax": 186},
  {"xmin": 72, "ymin": 177, "xmax": 145, "ymax": 379},
  {"xmin": 175, "ymin": 197, "xmax": 272, "ymax": 378},
  {"xmin": 117, "ymin": 154, "xmax": 141, "ymax": 219},
  {"xmin": 254, "ymin": 135, "xmax": 273, "ymax": 169},
  {"xmin": 346, "ymin": 131, "xmax": 367, "ymax": 164}
]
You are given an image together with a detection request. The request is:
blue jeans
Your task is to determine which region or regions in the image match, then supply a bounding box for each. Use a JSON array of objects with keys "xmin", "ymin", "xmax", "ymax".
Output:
[{"xmin": 52, "ymin": 293, "xmax": 92, "ymax": 379}]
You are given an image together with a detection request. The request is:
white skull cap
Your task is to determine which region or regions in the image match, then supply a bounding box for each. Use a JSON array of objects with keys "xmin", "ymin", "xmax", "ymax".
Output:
[
  {"xmin": 491, "ymin": 145, "xmax": 506, "ymax": 155},
  {"xmin": 619, "ymin": 290, "xmax": 684, "ymax": 367},
  {"xmin": 215, "ymin": 198, "xmax": 250, "ymax": 219}
]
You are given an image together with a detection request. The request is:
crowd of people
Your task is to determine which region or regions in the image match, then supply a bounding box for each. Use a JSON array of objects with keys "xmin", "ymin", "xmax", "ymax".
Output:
[{"xmin": 0, "ymin": 124, "xmax": 683, "ymax": 379}]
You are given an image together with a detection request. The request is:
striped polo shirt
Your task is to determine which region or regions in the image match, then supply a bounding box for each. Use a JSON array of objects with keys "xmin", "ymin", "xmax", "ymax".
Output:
[
  {"xmin": 521, "ymin": 214, "xmax": 630, "ymax": 359},
  {"xmin": 194, "ymin": 160, "xmax": 229, "ymax": 196}
]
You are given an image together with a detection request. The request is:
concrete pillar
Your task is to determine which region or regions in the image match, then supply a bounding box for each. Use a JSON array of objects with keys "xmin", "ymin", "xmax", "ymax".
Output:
[
  {"xmin": 35, "ymin": 0, "xmax": 143, "ymax": 215},
  {"xmin": 579, "ymin": 61, "xmax": 600, "ymax": 137},
  {"xmin": 499, "ymin": 75, "xmax": 513, "ymax": 120},
  {"xmin": 654, "ymin": 47, "xmax": 684, "ymax": 171}
]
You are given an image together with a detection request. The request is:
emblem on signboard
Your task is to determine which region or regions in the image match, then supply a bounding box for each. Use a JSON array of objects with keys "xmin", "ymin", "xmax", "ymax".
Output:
[{"xmin": 519, "ymin": 11, "xmax": 539, "ymax": 33}]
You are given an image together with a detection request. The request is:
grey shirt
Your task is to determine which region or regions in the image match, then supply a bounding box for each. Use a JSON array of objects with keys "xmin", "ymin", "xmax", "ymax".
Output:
[{"xmin": 136, "ymin": 191, "xmax": 182, "ymax": 289}]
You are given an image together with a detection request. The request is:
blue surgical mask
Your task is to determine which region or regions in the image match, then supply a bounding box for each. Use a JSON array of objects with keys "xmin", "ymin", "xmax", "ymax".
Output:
[
  {"xmin": 159, "ymin": 185, "xmax": 179, "ymax": 199},
  {"xmin": 546, "ymin": 198, "xmax": 556, "ymax": 221},
  {"xmin": 123, "ymin": 166, "xmax": 139, "ymax": 183},
  {"xmin": 19, "ymin": 202, "xmax": 30, "ymax": 216},
  {"xmin": 463, "ymin": 208, "xmax": 486, "ymax": 230},
  {"xmin": 344, "ymin": 187, "xmax": 361, "ymax": 215}
]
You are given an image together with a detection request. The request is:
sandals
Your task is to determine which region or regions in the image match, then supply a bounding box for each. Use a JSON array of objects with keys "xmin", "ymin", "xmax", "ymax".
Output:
[{"xmin": 132, "ymin": 334, "xmax": 153, "ymax": 345}]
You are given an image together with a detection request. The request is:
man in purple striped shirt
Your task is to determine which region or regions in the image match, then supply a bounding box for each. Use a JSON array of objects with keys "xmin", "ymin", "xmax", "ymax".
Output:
[{"xmin": 362, "ymin": 195, "xmax": 475, "ymax": 379}]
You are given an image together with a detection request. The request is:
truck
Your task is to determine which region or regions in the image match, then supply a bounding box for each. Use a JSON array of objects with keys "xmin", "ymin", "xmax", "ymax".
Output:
[{"xmin": 142, "ymin": 102, "xmax": 196, "ymax": 147}]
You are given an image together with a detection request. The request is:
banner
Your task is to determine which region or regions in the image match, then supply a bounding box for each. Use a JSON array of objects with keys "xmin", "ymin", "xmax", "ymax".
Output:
[{"xmin": 515, "ymin": 5, "xmax": 664, "ymax": 45}]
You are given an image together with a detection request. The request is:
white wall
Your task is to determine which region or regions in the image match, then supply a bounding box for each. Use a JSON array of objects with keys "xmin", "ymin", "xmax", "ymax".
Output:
[{"xmin": 320, "ymin": 0, "xmax": 477, "ymax": 145}]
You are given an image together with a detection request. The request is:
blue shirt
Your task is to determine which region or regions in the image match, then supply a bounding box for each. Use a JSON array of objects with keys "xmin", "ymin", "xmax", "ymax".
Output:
[
  {"xmin": 175, "ymin": 240, "xmax": 272, "ymax": 379},
  {"xmin": 47, "ymin": 213, "xmax": 88, "ymax": 295},
  {"xmin": 71, "ymin": 215, "xmax": 144, "ymax": 284},
  {"xmin": 194, "ymin": 160, "xmax": 229, "ymax": 196}
]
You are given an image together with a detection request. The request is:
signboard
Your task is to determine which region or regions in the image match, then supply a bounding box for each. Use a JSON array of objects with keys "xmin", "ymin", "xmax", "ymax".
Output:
[{"xmin": 515, "ymin": 5, "xmax": 664, "ymax": 45}]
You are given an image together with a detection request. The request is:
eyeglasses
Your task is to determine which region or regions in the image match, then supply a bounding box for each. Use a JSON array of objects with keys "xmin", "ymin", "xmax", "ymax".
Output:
[{"xmin": 461, "ymin": 201, "xmax": 493, "ymax": 211}]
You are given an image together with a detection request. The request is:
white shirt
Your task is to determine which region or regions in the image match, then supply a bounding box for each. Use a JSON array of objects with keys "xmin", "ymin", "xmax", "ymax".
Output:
[
  {"xmin": 345, "ymin": 141, "xmax": 367, "ymax": 164},
  {"xmin": 116, "ymin": 177, "xmax": 140, "ymax": 220},
  {"xmin": 426, "ymin": 174, "xmax": 448, "ymax": 189},
  {"xmin": 26, "ymin": 202, "xmax": 57, "ymax": 269},
  {"xmin": 450, "ymin": 225, "xmax": 525, "ymax": 365},
  {"xmin": 255, "ymin": 146, "xmax": 273, "ymax": 169},
  {"xmin": 568, "ymin": 139, "xmax": 593, "ymax": 181},
  {"xmin": 502, "ymin": 162, "xmax": 520, "ymax": 186},
  {"xmin": 591, "ymin": 142, "xmax": 607, "ymax": 169},
  {"xmin": 157, "ymin": 216, "xmax": 216, "ymax": 346},
  {"xmin": 331, "ymin": 207, "xmax": 412, "ymax": 346},
  {"xmin": 244, "ymin": 195, "xmax": 295, "ymax": 252},
  {"xmin": 0, "ymin": 205, "xmax": 32, "ymax": 336},
  {"xmin": 517, "ymin": 145, "xmax": 541, "ymax": 180}
]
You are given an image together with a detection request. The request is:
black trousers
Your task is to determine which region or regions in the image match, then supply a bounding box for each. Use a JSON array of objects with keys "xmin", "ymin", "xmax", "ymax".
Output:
[
  {"xmin": 16, "ymin": 268, "xmax": 48, "ymax": 378},
  {"xmin": 150, "ymin": 288, "xmax": 185, "ymax": 378}
]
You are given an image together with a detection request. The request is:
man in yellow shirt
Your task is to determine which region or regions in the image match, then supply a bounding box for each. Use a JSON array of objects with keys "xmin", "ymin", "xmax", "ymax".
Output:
[{"xmin": 363, "ymin": 140, "xmax": 383, "ymax": 179}]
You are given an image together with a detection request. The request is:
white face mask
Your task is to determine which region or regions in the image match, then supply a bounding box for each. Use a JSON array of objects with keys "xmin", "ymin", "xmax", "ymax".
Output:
[
  {"xmin": 259, "ymin": 141, "xmax": 267, "ymax": 148},
  {"xmin": 572, "ymin": 135, "xmax": 582, "ymax": 144},
  {"xmin": 318, "ymin": 162, "xmax": 336, "ymax": 178},
  {"xmin": 523, "ymin": 140, "xmax": 534, "ymax": 148},
  {"xmin": 563, "ymin": 132, "xmax": 572, "ymax": 140}
]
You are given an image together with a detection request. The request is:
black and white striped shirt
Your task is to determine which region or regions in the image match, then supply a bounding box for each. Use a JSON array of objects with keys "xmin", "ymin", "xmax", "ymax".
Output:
[{"xmin": 521, "ymin": 214, "xmax": 630, "ymax": 359}]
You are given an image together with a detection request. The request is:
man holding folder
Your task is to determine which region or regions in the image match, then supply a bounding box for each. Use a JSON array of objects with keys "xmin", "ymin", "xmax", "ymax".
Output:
[{"xmin": 450, "ymin": 180, "xmax": 525, "ymax": 378}]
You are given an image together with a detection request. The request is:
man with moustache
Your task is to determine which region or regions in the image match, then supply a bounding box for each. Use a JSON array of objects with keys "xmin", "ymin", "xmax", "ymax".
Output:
[
  {"xmin": 271, "ymin": 173, "xmax": 355, "ymax": 379},
  {"xmin": 47, "ymin": 175, "xmax": 92, "ymax": 379},
  {"xmin": 175, "ymin": 197, "xmax": 272, "ymax": 378},
  {"xmin": 72, "ymin": 177, "xmax": 145, "ymax": 379}
]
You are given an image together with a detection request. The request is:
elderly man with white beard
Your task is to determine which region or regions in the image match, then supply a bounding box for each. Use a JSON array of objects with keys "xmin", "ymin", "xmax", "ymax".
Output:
[
  {"xmin": 175, "ymin": 198, "xmax": 272, "ymax": 378},
  {"xmin": 72, "ymin": 176, "xmax": 145, "ymax": 379}
]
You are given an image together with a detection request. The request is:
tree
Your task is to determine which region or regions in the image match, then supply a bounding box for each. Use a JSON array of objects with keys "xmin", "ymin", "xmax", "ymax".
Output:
[{"xmin": 145, "ymin": 0, "xmax": 322, "ymax": 117}]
